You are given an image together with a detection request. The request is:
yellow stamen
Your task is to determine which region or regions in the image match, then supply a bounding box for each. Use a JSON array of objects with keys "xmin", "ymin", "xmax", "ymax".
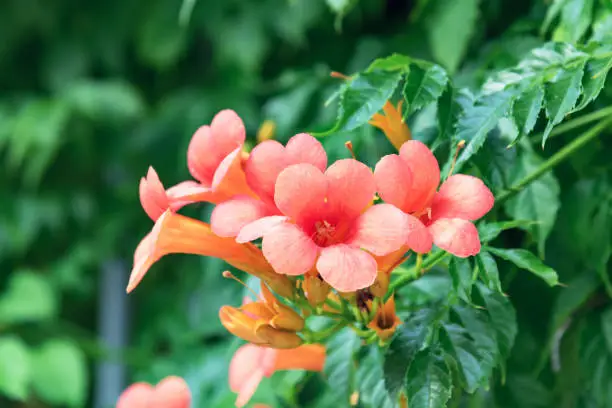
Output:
[
  {"xmin": 257, "ymin": 120, "xmax": 276, "ymax": 144},
  {"xmin": 345, "ymin": 141, "xmax": 356, "ymax": 159}
]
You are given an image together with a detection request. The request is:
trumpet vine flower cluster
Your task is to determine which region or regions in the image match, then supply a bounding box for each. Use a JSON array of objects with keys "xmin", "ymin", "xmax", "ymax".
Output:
[{"xmin": 124, "ymin": 105, "xmax": 494, "ymax": 407}]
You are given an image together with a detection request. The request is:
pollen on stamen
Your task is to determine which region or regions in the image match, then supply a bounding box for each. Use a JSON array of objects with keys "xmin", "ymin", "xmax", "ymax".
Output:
[
  {"xmin": 222, "ymin": 270, "xmax": 260, "ymax": 301},
  {"xmin": 330, "ymin": 71, "xmax": 351, "ymax": 80},
  {"xmin": 345, "ymin": 141, "xmax": 356, "ymax": 159},
  {"xmin": 447, "ymin": 139, "xmax": 466, "ymax": 178}
]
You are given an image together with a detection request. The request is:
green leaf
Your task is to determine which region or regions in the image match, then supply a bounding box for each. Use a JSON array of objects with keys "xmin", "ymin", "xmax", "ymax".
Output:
[
  {"xmin": 477, "ymin": 285, "xmax": 517, "ymax": 359},
  {"xmin": 405, "ymin": 347, "xmax": 452, "ymax": 408},
  {"xmin": 0, "ymin": 271, "xmax": 58, "ymax": 324},
  {"xmin": 476, "ymin": 251, "xmax": 502, "ymax": 293},
  {"xmin": 452, "ymin": 305, "xmax": 498, "ymax": 376},
  {"xmin": 426, "ymin": 0, "xmax": 479, "ymax": 73},
  {"xmin": 551, "ymin": 272, "xmax": 600, "ymax": 330},
  {"xmin": 323, "ymin": 70, "xmax": 403, "ymax": 134},
  {"xmin": 384, "ymin": 308, "xmax": 439, "ymax": 397},
  {"xmin": 591, "ymin": 9, "xmax": 612, "ymax": 42},
  {"xmin": 137, "ymin": 0, "xmax": 187, "ymax": 68},
  {"xmin": 504, "ymin": 149, "xmax": 560, "ymax": 256},
  {"xmin": 477, "ymin": 220, "xmax": 538, "ymax": 243},
  {"xmin": 552, "ymin": 0, "xmax": 594, "ymax": 43},
  {"xmin": 602, "ymin": 307, "xmax": 612, "ymax": 355},
  {"xmin": 449, "ymin": 90, "xmax": 515, "ymax": 174},
  {"xmin": 486, "ymin": 247, "xmax": 559, "ymax": 286},
  {"xmin": 435, "ymin": 85, "xmax": 469, "ymax": 148},
  {"xmin": 541, "ymin": 58, "xmax": 586, "ymax": 146},
  {"xmin": 511, "ymin": 84, "xmax": 544, "ymax": 142},
  {"xmin": 357, "ymin": 348, "xmax": 397, "ymax": 408},
  {"xmin": 403, "ymin": 62, "xmax": 448, "ymax": 114},
  {"xmin": 62, "ymin": 80, "xmax": 145, "ymax": 122},
  {"xmin": 448, "ymin": 257, "xmax": 473, "ymax": 302},
  {"xmin": 574, "ymin": 44, "xmax": 612, "ymax": 111},
  {"xmin": 325, "ymin": 0, "xmax": 357, "ymax": 31},
  {"xmin": 541, "ymin": 0, "xmax": 567, "ymax": 35},
  {"xmin": 31, "ymin": 339, "xmax": 88, "ymax": 407},
  {"xmin": 324, "ymin": 328, "xmax": 360, "ymax": 404},
  {"xmin": 441, "ymin": 324, "xmax": 485, "ymax": 393},
  {"xmin": 367, "ymin": 54, "xmax": 412, "ymax": 72},
  {"xmin": 0, "ymin": 336, "xmax": 31, "ymax": 401}
]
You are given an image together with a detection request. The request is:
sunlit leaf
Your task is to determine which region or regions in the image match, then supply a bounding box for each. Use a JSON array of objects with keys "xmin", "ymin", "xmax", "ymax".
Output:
[
  {"xmin": 0, "ymin": 271, "xmax": 58, "ymax": 324},
  {"xmin": 0, "ymin": 336, "xmax": 31, "ymax": 401}
]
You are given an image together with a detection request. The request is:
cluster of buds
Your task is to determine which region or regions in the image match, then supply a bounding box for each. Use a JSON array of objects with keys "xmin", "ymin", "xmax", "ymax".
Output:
[{"xmin": 126, "ymin": 97, "xmax": 494, "ymax": 406}]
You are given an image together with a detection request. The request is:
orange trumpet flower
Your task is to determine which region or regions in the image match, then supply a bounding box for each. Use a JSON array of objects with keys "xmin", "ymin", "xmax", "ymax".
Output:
[
  {"xmin": 369, "ymin": 100, "xmax": 411, "ymax": 151},
  {"xmin": 128, "ymin": 210, "xmax": 293, "ymax": 298},
  {"xmin": 368, "ymin": 295, "xmax": 402, "ymax": 341}
]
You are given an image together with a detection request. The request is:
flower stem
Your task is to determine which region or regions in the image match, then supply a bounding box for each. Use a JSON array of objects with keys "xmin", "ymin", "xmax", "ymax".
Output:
[
  {"xmin": 387, "ymin": 250, "xmax": 449, "ymax": 296},
  {"xmin": 497, "ymin": 117, "xmax": 612, "ymax": 204},
  {"xmin": 531, "ymin": 106, "xmax": 612, "ymax": 142}
]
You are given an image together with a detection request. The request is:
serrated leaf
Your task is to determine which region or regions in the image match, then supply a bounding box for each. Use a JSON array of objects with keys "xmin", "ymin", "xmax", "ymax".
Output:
[
  {"xmin": 357, "ymin": 348, "xmax": 397, "ymax": 408},
  {"xmin": 448, "ymin": 257, "xmax": 473, "ymax": 302},
  {"xmin": 541, "ymin": 59, "xmax": 586, "ymax": 146},
  {"xmin": 477, "ymin": 220, "xmax": 537, "ymax": 243},
  {"xmin": 427, "ymin": 0, "xmax": 479, "ymax": 73},
  {"xmin": 452, "ymin": 306, "xmax": 498, "ymax": 377},
  {"xmin": 405, "ymin": 347, "xmax": 452, "ymax": 408},
  {"xmin": 504, "ymin": 149, "xmax": 560, "ymax": 256},
  {"xmin": 324, "ymin": 328, "xmax": 360, "ymax": 404},
  {"xmin": 324, "ymin": 70, "xmax": 403, "ymax": 134},
  {"xmin": 403, "ymin": 63, "xmax": 448, "ymax": 114},
  {"xmin": 0, "ymin": 271, "xmax": 58, "ymax": 324},
  {"xmin": 449, "ymin": 90, "xmax": 516, "ymax": 174},
  {"xmin": 477, "ymin": 285, "xmax": 517, "ymax": 359},
  {"xmin": 511, "ymin": 84, "xmax": 544, "ymax": 142},
  {"xmin": 384, "ymin": 308, "xmax": 439, "ymax": 397},
  {"xmin": 434, "ymin": 86, "xmax": 472, "ymax": 150},
  {"xmin": 476, "ymin": 252, "xmax": 502, "ymax": 293},
  {"xmin": 441, "ymin": 324, "xmax": 485, "ymax": 393},
  {"xmin": 31, "ymin": 339, "xmax": 88, "ymax": 407},
  {"xmin": 486, "ymin": 247, "xmax": 559, "ymax": 286},
  {"xmin": 367, "ymin": 54, "xmax": 412, "ymax": 72},
  {"xmin": 574, "ymin": 46, "xmax": 612, "ymax": 111},
  {"xmin": 0, "ymin": 336, "xmax": 31, "ymax": 401},
  {"xmin": 541, "ymin": 0, "xmax": 568, "ymax": 35}
]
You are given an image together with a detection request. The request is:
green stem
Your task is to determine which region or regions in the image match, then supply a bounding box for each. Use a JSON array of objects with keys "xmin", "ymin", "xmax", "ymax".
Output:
[
  {"xmin": 531, "ymin": 106, "xmax": 612, "ymax": 142},
  {"xmin": 497, "ymin": 117, "xmax": 612, "ymax": 204},
  {"xmin": 387, "ymin": 250, "xmax": 449, "ymax": 296}
]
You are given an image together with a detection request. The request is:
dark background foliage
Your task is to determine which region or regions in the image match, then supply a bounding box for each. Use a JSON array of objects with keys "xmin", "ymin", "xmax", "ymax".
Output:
[{"xmin": 0, "ymin": 0, "xmax": 611, "ymax": 407}]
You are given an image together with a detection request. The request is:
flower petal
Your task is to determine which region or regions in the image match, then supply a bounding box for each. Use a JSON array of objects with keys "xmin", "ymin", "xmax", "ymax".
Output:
[
  {"xmin": 236, "ymin": 216, "xmax": 289, "ymax": 243},
  {"xmin": 274, "ymin": 164, "xmax": 327, "ymax": 221},
  {"xmin": 317, "ymin": 244, "xmax": 377, "ymax": 292},
  {"xmin": 262, "ymin": 222, "xmax": 318, "ymax": 276},
  {"xmin": 429, "ymin": 218, "xmax": 481, "ymax": 257},
  {"xmin": 151, "ymin": 376, "xmax": 191, "ymax": 408},
  {"xmin": 245, "ymin": 140, "xmax": 289, "ymax": 204},
  {"xmin": 399, "ymin": 140, "xmax": 440, "ymax": 213},
  {"xmin": 212, "ymin": 146, "xmax": 255, "ymax": 198},
  {"xmin": 405, "ymin": 214, "xmax": 433, "ymax": 253},
  {"xmin": 348, "ymin": 204, "xmax": 408, "ymax": 256},
  {"xmin": 325, "ymin": 159, "xmax": 376, "ymax": 218},
  {"xmin": 229, "ymin": 344, "xmax": 266, "ymax": 393},
  {"xmin": 273, "ymin": 344, "xmax": 326, "ymax": 373},
  {"xmin": 211, "ymin": 196, "xmax": 270, "ymax": 237},
  {"xmin": 285, "ymin": 133, "xmax": 327, "ymax": 172},
  {"xmin": 373, "ymin": 154, "xmax": 413, "ymax": 209},
  {"xmin": 139, "ymin": 167, "xmax": 169, "ymax": 221},
  {"xmin": 430, "ymin": 174, "xmax": 494, "ymax": 221},
  {"xmin": 187, "ymin": 125, "xmax": 217, "ymax": 185},
  {"xmin": 116, "ymin": 383, "xmax": 153, "ymax": 408},
  {"xmin": 210, "ymin": 109, "xmax": 246, "ymax": 156},
  {"xmin": 235, "ymin": 370, "xmax": 264, "ymax": 408},
  {"xmin": 165, "ymin": 180, "xmax": 217, "ymax": 209}
]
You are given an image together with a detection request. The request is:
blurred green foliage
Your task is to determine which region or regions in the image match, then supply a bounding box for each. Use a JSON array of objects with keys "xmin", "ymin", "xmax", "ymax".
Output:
[{"xmin": 0, "ymin": 0, "xmax": 611, "ymax": 407}]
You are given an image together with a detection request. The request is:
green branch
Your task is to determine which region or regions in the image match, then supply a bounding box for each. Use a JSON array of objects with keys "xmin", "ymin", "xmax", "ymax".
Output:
[
  {"xmin": 387, "ymin": 250, "xmax": 449, "ymax": 296},
  {"xmin": 497, "ymin": 117, "xmax": 612, "ymax": 204}
]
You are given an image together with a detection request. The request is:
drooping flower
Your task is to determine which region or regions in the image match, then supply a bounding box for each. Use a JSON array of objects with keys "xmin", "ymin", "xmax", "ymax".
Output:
[
  {"xmin": 374, "ymin": 140, "xmax": 494, "ymax": 257},
  {"xmin": 210, "ymin": 132, "xmax": 327, "ymax": 239},
  {"xmin": 369, "ymin": 100, "xmax": 411, "ymax": 151},
  {"xmin": 229, "ymin": 343, "xmax": 325, "ymax": 408},
  {"xmin": 116, "ymin": 376, "xmax": 191, "ymax": 408},
  {"xmin": 367, "ymin": 295, "xmax": 402, "ymax": 341},
  {"xmin": 235, "ymin": 159, "xmax": 410, "ymax": 292},
  {"xmin": 138, "ymin": 109, "xmax": 256, "ymax": 221},
  {"xmin": 127, "ymin": 210, "xmax": 293, "ymax": 298},
  {"xmin": 220, "ymin": 281, "xmax": 304, "ymax": 348}
]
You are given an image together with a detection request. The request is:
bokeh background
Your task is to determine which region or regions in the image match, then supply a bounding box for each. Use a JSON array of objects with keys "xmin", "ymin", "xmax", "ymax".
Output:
[{"xmin": 1, "ymin": 0, "xmax": 611, "ymax": 407}]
